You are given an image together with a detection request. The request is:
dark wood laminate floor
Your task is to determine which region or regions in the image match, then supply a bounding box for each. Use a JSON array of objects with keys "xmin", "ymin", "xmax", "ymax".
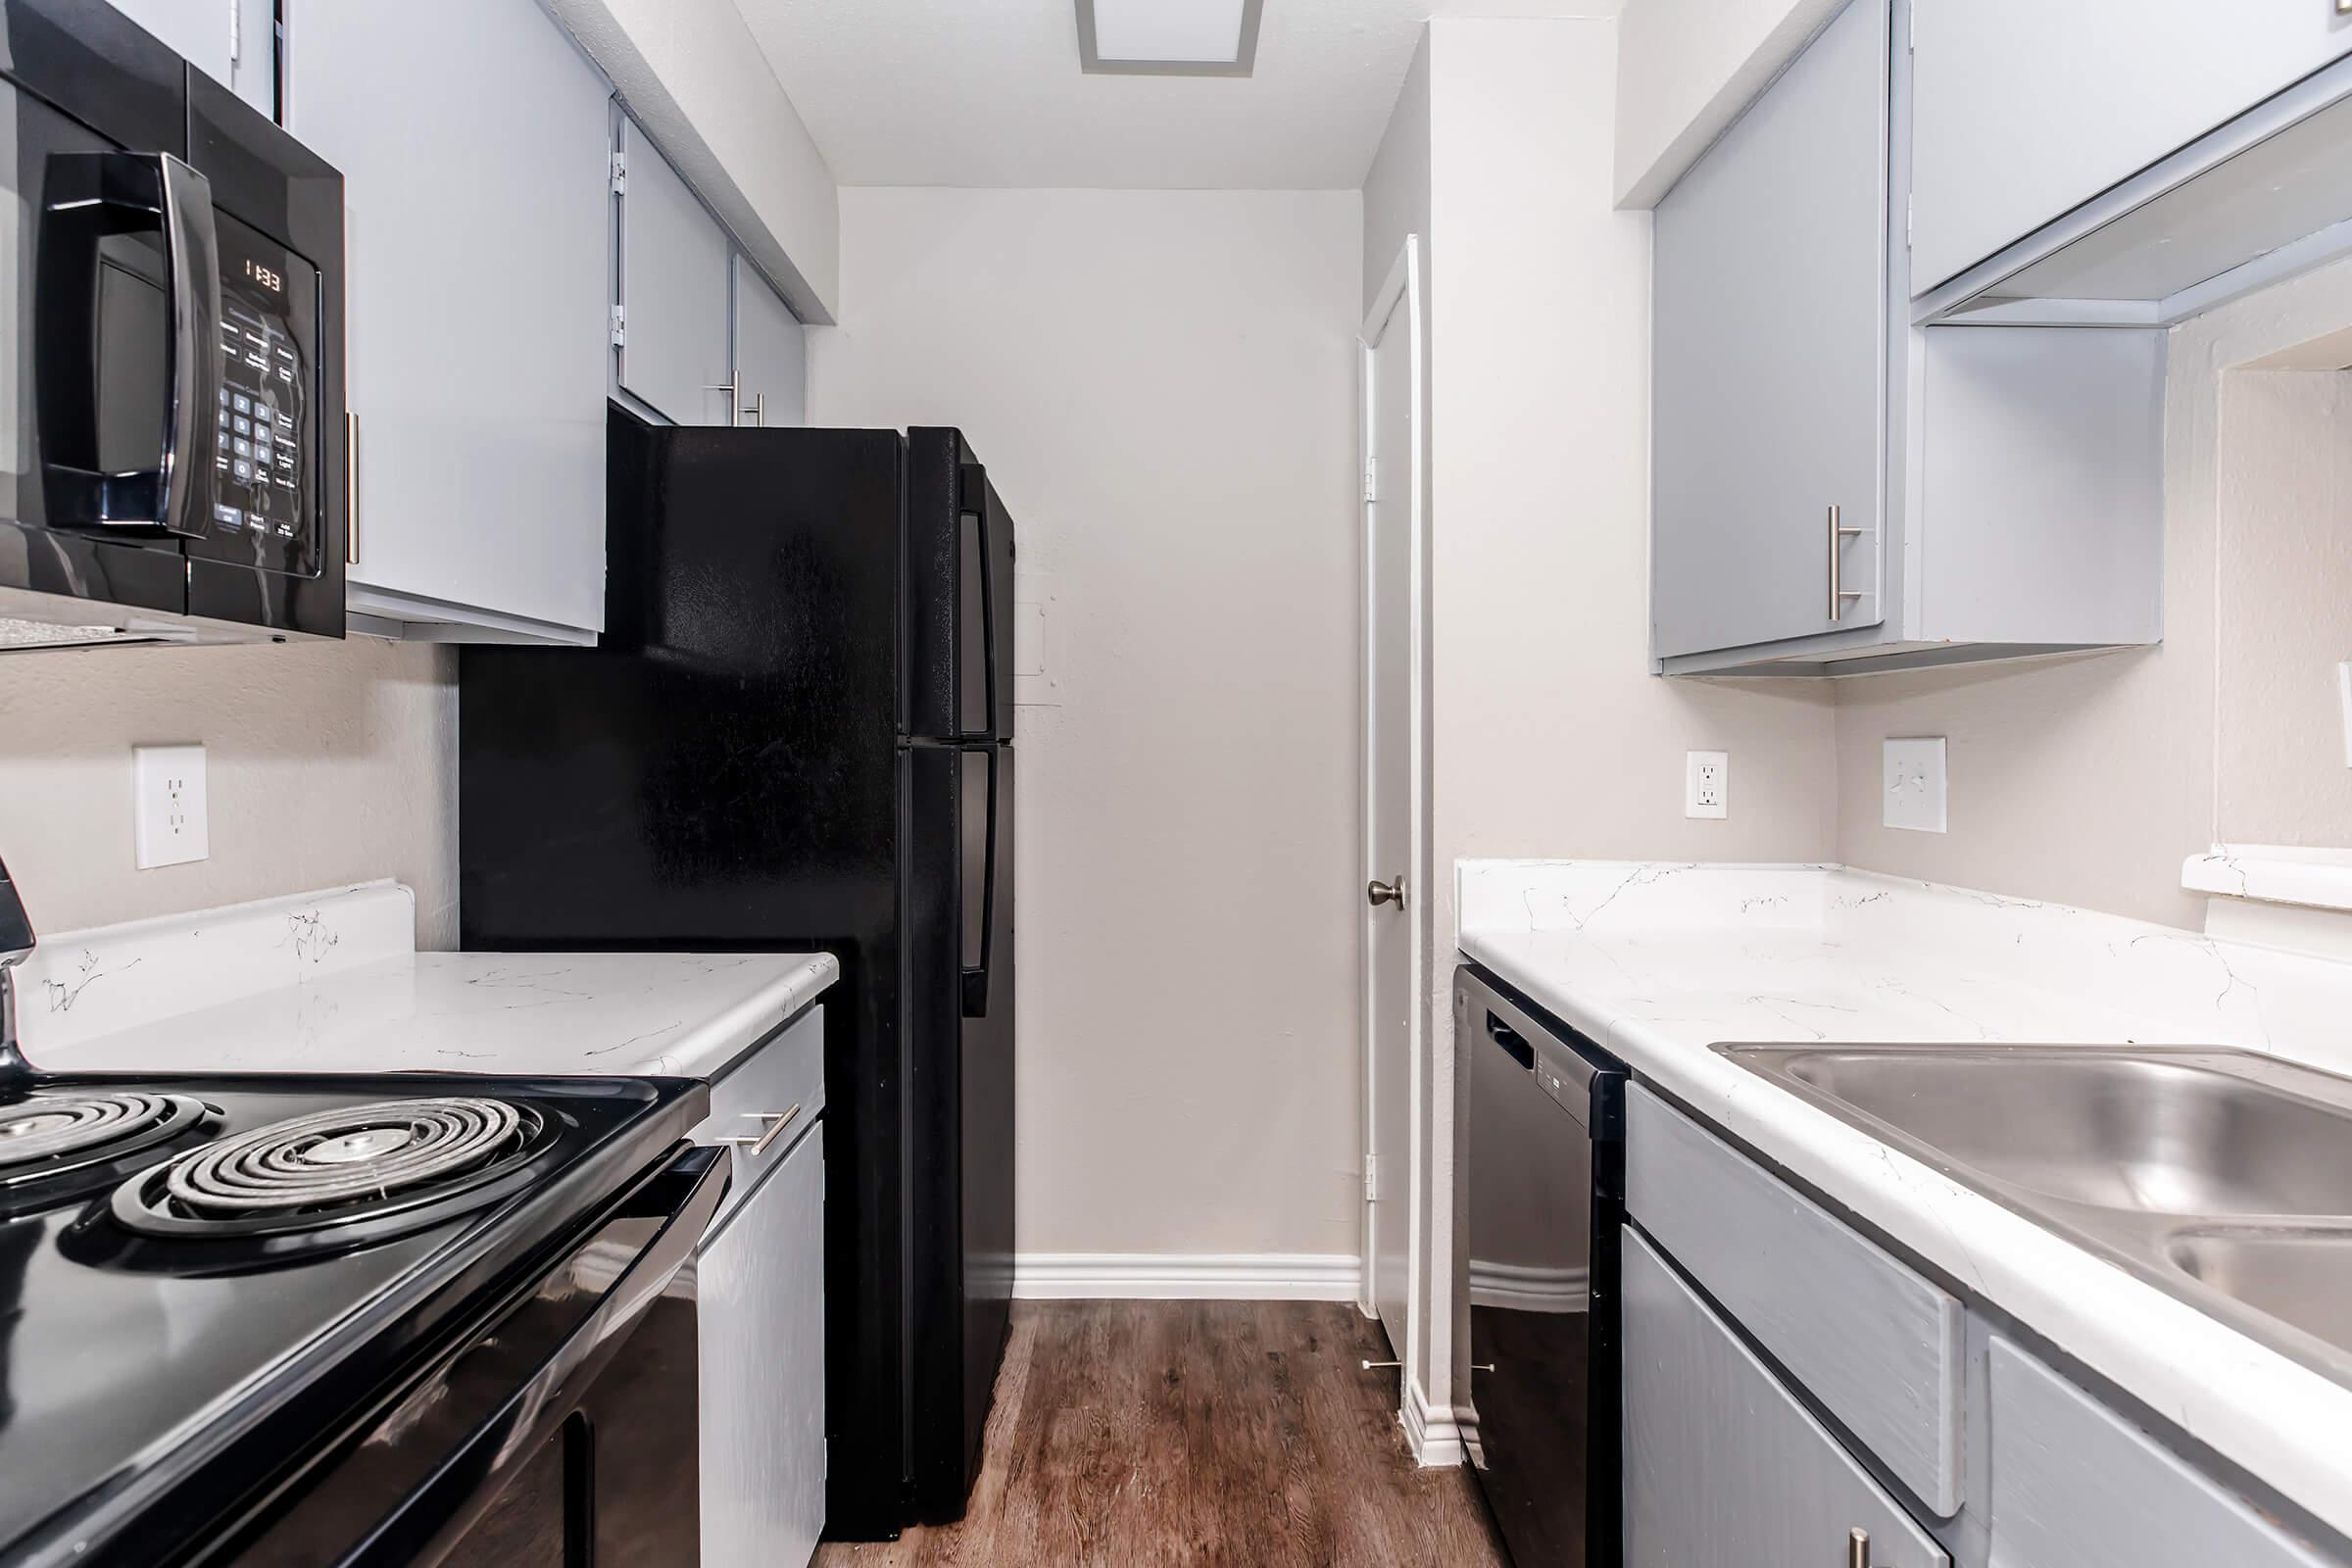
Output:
[{"xmin": 815, "ymin": 1301, "xmax": 1506, "ymax": 1568}]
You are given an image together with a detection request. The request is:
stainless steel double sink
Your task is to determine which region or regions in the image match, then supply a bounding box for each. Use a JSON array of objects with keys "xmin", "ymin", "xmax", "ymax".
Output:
[{"xmin": 1716, "ymin": 1044, "xmax": 2352, "ymax": 1385}]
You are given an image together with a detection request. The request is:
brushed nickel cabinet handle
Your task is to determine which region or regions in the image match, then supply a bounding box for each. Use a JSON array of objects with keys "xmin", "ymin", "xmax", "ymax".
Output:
[
  {"xmin": 1367, "ymin": 876, "xmax": 1405, "ymax": 909},
  {"xmin": 704, "ymin": 376, "xmax": 740, "ymax": 426},
  {"xmin": 743, "ymin": 392, "xmax": 767, "ymax": 427},
  {"xmin": 1827, "ymin": 504, "xmax": 1865, "ymax": 621},
  {"xmin": 719, "ymin": 1102, "xmax": 802, "ymax": 1157},
  {"xmin": 1848, "ymin": 1526, "xmax": 1870, "ymax": 1568}
]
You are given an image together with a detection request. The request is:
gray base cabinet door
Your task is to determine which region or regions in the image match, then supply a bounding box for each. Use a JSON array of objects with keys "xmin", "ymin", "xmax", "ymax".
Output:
[
  {"xmin": 617, "ymin": 119, "xmax": 735, "ymax": 428},
  {"xmin": 1624, "ymin": 1226, "xmax": 1948, "ymax": 1568},
  {"xmin": 732, "ymin": 257, "xmax": 807, "ymax": 429},
  {"xmin": 701, "ymin": 1123, "xmax": 825, "ymax": 1568},
  {"xmin": 1650, "ymin": 0, "xmax": 1887, "ymax": 661},
  {"xmin": 290, "ymin": 0, "xmax": 611, "ymax": 638}
]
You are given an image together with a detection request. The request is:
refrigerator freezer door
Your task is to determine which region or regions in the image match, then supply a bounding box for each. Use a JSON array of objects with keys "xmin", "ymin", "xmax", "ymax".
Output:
[{"xmin": 906, "ymin": 428, "xmax": 1016, "ymax": 744}]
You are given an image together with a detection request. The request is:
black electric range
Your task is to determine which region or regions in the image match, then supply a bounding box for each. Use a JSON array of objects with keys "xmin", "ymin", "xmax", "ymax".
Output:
[{"xmin": 0, "ymin": 1069, "xmax": 720, "ymax": 1567}]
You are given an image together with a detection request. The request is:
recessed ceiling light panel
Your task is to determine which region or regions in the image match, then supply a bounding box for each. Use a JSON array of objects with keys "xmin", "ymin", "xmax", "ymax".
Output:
[{"xmin": 1077, "ymin": 0, "xmax": 1263, "ymax": 77}]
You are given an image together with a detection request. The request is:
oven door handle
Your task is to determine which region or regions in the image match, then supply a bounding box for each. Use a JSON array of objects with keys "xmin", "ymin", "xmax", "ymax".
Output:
[
  {"xmin": 36, "ymin": 152, "xmax": 221, "ymax": 538},
  {"xmin": 337, "ymin": 1145, "xmax": 728, "ymax": 1567}
]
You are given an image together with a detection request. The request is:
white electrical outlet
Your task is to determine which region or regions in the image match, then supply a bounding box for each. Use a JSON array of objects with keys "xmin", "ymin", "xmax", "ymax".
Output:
[
  {"xmin": 1883, "ymin": 736, "xmax": 1948, "ymax": 833},
  {"xmin": 1685, "ymin": 751, "xmax": 1728, "ymax": 819},
  {"xmin": 134, "ymin": 744, "xmax": 209, "ymax": 869}
]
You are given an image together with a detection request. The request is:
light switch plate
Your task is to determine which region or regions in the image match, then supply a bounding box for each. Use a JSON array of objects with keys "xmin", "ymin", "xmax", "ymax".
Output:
[
  {"xmin": 134, "ymin": 744, "xmax": 209, "ymax": 868},
  {"xmin": 1883, "ymin": 737, "xmax": 1947, "ymax": 833}
]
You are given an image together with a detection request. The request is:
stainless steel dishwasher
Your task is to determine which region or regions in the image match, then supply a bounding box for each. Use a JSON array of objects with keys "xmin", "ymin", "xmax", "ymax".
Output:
[{"xmin": 1459, "ymin": 960, "xmax": 1628, "ymax": 1568}]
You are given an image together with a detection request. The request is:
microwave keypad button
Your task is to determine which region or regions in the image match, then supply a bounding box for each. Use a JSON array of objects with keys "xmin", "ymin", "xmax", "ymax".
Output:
[
  {"xmin": 232, "ymin": 416, "xmax": 250, "ymax": 435},
  {"xmin": 231, "ymin": 459, "xmax": 252, "ymax": 482},
  {"xmin": 232, "ymin": 437, "xmax": 251, "ymax": 459},
  {"xmin": 231, "ymin": 393, "xmax": 251, "ymax": 415},
  {"xmin": 213, "ymin": 504, "xmax": 242, "ymax": 530}
]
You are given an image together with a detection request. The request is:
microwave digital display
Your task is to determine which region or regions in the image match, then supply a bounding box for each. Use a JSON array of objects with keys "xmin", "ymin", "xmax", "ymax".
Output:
[{"xmin": 201, "ymin": 213, "xmax": 318, "ymax": 573}]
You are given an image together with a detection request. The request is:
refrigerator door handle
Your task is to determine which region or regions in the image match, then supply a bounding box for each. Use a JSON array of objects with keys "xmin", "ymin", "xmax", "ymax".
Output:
[
  {"xmin": 961, "ymin": 745, "xmax": 998, "ymax": 1018},
  {"xmin": 960, "ymin": 461, "xmax": 1001, "ymax": 742}
]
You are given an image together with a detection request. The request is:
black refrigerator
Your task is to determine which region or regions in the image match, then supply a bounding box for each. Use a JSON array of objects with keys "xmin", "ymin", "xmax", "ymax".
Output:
[{"xmin": 458, "ymin": 408, "xmax": 1017, "ymax": 1539}]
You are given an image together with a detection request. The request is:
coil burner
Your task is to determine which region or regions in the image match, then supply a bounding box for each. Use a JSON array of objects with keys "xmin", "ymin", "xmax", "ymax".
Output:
[
  {"xmin": 0, "ymin": 1092, "xmax": 215, "ymax": 1212},
  {"xmin": 111, "ymin": 1097, "xmax": 556, "ymax": 1250}
]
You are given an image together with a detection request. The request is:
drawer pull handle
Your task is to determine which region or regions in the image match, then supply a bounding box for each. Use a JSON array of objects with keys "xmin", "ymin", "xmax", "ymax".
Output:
[
  {"xmin": 721, "ymin": 1102, "xmax": 803, "ymax": 1157},
  {"xmin": 1847, "ymin": 1527, "xmax": 1870, "ymax": 1568}
]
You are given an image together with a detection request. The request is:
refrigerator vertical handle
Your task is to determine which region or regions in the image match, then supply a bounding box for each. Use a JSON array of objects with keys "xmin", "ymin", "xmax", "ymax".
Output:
[
  {"xmin": 960, "ymin": 461, "xmax": 1001, "ymax": 741},
  {"xmin": 961, "ymin": 746, "xmax": 998, "ymax": 1018}
]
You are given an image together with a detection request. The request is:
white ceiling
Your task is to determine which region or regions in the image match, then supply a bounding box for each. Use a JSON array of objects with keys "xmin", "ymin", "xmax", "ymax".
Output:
[{"xmin": 733, "ymin": 0, "xmax": 1619, "ymax": 190}]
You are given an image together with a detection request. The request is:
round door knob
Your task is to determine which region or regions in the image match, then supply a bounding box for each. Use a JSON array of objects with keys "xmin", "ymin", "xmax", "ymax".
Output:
[{"xmin": 1366, "ymin": 876, "xmax": 1405, "ymax": 909}]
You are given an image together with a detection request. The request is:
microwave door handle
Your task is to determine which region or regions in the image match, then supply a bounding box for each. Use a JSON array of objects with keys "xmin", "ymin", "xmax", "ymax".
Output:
[
  {"xmin": 335, "ymin": 1147, "xmax": 729, "ymax": 1567},
  {"xmin": 153, "ymin": 155, "xmax": 221, "ymax": 540}
]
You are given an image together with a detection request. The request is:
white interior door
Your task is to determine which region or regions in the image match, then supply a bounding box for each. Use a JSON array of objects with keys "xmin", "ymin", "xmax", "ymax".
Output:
[{"xmin": 1362, "ymin": 239, "xmax": 1424, "ymax": 1363}]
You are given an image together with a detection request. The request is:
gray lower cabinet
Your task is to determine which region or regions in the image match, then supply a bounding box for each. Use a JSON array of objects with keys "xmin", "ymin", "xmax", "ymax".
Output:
[
  {"xmin": 700, "ymin": 1121, "xmax": 826, "ymax": 1568},
  {"xmin": 291, "ymin": 0, "xmax": 612, "ymax": 643},
  {"xmin": 732, "ymin": 256, "xmax": 807, "ymax": 430},
  {"xmin": 1624, "ymin": 1226, "xmax": 1950, "ymax": 1568},
  {"xmin": 616, "ymin": 117, "xmax": 735, "ymax": 428},
  {"xmin": 1985, "ymin": 1337, "xmax": 2336, "ymax": 1568}
]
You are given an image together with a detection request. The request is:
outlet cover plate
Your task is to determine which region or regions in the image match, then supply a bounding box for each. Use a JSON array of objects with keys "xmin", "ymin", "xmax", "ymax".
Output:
[
  {"xmin": 1686, "ymin": 751, "xmax": 1729, "ymax": 819},
  {"xmin": 1883, "ymin": 737, "xmax": 1947, "ymax": 833},
  {"xmin": 134, "ymin": 744, "xmax": 209, "ymax": 868}
]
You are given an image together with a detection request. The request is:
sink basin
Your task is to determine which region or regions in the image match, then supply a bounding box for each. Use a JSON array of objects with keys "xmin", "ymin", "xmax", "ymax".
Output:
[
  {"xmin": 1773, "ymin": 1050, "xmax": 2352, "ymax": 1216},
  {"xmin": 2169, "ymin": 1231, "xmax": 2352, "ymax": 1354},
  {"xmin": 1716, "ymin": 1044, "xmax": 2352, "ymax": 1389}
]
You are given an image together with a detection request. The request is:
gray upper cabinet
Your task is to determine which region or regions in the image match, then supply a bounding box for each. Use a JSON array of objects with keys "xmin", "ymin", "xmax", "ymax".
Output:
[
  {"xmin": 290, "ymin": 0, "xmax": 611, "ymax": 643},
  {"xmin": 733, "ymin": 256, "xmax": 808, "ymax": 429},
  {"xmin": 1910, "ymin": 0, "xmax": 2352, "ymax": 296},
  {"xmin": 1651, "ymin": 0, "xmax": 1887, "ymax": 660},
  {"xmin": 1649, "ymin": 0, "xmax": 2167, "ymax": 677},
  {"xmin": 616, "ymin": 119, "xmax": 735, "ymax": 428}
]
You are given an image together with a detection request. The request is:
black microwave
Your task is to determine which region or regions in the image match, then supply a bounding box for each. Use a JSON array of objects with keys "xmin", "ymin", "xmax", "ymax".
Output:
[{"xmin": 0, "ymin": 0, "xmax": 344, "ymax": 650}]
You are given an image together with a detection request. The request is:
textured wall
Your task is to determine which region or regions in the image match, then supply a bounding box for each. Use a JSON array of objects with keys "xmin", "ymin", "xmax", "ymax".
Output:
[
  {"xmin": 0, "ymin": 639, "xmax": 457, "ymax": 947},
  {"xmin": 1837, "ymin": 254, "xmax": 2352, "ymax": 929},
  {"xmin": 808, "ymin": 186, "xmax": 1366, "ymax": 1258}
]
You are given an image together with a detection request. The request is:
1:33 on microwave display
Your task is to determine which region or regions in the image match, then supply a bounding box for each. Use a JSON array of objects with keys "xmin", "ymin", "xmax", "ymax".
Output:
[{"xmin": 243, "ymin": 256, "xmax": 282, "ymax": 294}]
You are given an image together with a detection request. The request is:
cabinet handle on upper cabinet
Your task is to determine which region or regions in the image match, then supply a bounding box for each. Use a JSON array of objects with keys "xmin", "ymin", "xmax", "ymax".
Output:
[
  {"xmin": 1847, "ymin": 1526, "xmax": 1870, "ymax": 1568},
  {"xmin": 705, "ymin": 376, "xmax": 740, "ymax": 426},
  {"xmin": 345, "ymin": 412, "xmax": 360, "ymax": 565},
  {"xmin": 743, "ymin": 392, "xmax": 767, "ymax": 427},
  {"xmin": 1827, "ymin": 504, "xmax": 1865, "ymax": 621}
]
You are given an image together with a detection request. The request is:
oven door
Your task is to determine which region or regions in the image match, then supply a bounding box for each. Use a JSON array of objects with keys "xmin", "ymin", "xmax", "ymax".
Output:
[{"xmin": 219, "ymin": 1146, "xmax": 727, "ymax": 1567}]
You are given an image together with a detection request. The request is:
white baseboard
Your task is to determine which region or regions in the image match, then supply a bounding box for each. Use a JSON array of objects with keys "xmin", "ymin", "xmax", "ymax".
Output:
[
  {"xmin": 1468, "ymin": 1259, "xmax": 1590, "ymax": 1314},
  {"xmin": 1012, "ymin": 1251, "xmax": 1362, "ymax": 1301},
  {"xmin": 1401, "ymin": 1373, "xmax": 1466, "ymax": 1467}
]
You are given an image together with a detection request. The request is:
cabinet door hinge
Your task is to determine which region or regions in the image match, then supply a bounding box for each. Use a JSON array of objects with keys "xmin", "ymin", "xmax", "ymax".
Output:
[
  {"xmin": 610, "ymin": 151, "xmax": 628, "ymax": 196},
  {"xmin": 609, "ymin": 305, "xmax": 627, "ymax": 349},
  {"xmin": 227, "ymin": 0, "xmax": 241, "ymax": 65},
  {"xmin": 1362, "ymin": 457, "xmax": 1377, "ymax": 505},
  {"xmin": 1905, "ymin": 195, "xmax": 1914, "ymax": 250},
  {"xmin": 1364, "ymin": 1153, "xmax": 1379, "ymax": 1202},
  {"xmin": 1908, "ymin": 0, "xmax": 1919, "ymax": 52}
]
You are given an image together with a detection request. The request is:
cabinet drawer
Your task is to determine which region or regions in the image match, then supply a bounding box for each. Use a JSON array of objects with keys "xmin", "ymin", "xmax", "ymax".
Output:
[
  {"xmin": 694, "ymin": 1004, "xmax": 824, "ymax": 1223},
  {"xmin": 1626, "ymin": 1227, "xmax": 1948, "ymax": 1568},
  {"xmin": 1628, "ymin": 1084, "xmax": 1966, "ymax": 1514},
  {"xmin": 1986, "ymin": 1338, "xmax": 2337, "ymax": 1567}
]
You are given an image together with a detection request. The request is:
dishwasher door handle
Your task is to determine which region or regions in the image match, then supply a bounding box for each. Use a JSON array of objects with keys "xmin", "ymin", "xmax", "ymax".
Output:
[{"xmin": 1487, "ymin": 1011, "xmax": 1536, "ymax": 1070}]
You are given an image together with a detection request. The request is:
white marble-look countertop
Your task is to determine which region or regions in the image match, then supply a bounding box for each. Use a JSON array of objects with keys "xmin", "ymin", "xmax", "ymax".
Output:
[
  {"xmin": 1457, "ymin": 860, "xmax": 2352, "ymax": 1545},
  {"xmin": 18, "ymin": 881, "xmax": 838, "ymax": 1082}
]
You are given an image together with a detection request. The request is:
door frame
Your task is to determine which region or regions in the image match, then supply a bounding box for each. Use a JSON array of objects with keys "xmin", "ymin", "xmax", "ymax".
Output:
[{"xmin": 1357, "ymin": 236, "xmax": 1429, "ymax": 1361}]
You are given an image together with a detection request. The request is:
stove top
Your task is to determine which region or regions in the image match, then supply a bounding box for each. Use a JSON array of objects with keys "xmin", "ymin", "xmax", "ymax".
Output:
[{"xmin": 0, "ymin": 1070, "xmax": 709, "ymax": 1568}]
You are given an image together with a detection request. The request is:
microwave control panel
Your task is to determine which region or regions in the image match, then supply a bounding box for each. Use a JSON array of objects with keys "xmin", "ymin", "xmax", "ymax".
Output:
[{"xmin": 197, "ymin": 212, "xmax": 319, "ymax": 577}]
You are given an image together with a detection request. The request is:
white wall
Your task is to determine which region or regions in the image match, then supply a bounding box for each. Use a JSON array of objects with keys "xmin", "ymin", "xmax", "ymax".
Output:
[
  {"xmin": 1363, "ymin": 30, "xmax": 1432, "ymax": 313},
  {"xmin": 548, "ymin": 0, "xmax": 840, "ymax": 320},
  {"xmin": 1614, "ymin": 0, "xmax": 1843, "ymax": 207},
  {"xmin": 1412, "ymin": 13, "xmax": 1837, "ymax": 1441},
  {"xmin": 1836, "ymin": 255, "xmax": 2352, "ymax": 928},
  {"xmin": 808, "ymin": 187, "xmax": 1366, "ymax": 1259},
  {"xmin": 0, "ymin": 640, "xmax": 457, "ymax": 945}
]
